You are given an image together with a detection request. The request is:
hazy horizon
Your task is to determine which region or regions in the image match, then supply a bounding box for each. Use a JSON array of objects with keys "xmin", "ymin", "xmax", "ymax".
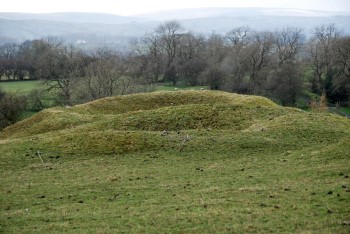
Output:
[{"xmin": 1, "ymin": 0, "xmax": 350, "ymax": 15}]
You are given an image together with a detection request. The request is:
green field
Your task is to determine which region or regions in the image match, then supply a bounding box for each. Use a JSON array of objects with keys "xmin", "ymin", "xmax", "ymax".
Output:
[
  {"xmin": 155, "ymin": 84, "xmax": 208, "ymax": 91},
  {"xmin": 339, "ymin": 107, "xmax": 350, "ymax": 115},
  {"xmin": 0, "ymin": 80, "xmax": 41, "ymax": 94},
  {"xmin": 1, "ymin": 91, "xmax": 349, "ymax": 233},
  {"xmin": 0, "ymin": 80, "xmax": 206, "ymax": 94}
]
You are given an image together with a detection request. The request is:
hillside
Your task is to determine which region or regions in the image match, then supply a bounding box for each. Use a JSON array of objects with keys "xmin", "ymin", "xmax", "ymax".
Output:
[
  {"xmin": 1, "ymin": 91, "xmax": 350, "ymax": 233},
  {"xmin": 1, "ymin": 8, "xmax": 350, "ymax": 46}
]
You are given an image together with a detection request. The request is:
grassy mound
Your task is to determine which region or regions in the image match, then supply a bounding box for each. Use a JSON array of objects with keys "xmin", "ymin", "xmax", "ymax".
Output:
[
  {"xmin": 1, "ymin": 90, "xmax": 349, "ymax": 159},
  {"xmin": 70, "ymin": 90, "xmax": 277, "ymax": 114},
  {"xmin": 0, "ymin": 90, "xmax": 278, "ymax": 139},
  {"xmin": 1, "ymin": 90, "xmax": 349, "ymax": 233}
]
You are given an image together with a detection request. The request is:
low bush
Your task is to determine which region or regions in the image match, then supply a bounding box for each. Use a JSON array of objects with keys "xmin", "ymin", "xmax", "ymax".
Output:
[{"xmin": 0, "ymin": 89, "xmax": 27, "ymax": 130}]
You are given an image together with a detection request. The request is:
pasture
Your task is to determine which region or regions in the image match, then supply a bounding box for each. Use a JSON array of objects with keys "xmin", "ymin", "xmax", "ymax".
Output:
[
  {"xmin": 1, "ymin": 91, "xmax": 349, "ymax": 233},
  {"xmin": 0, "ymin": 80, "xmax": 41, "ymax": 94}
]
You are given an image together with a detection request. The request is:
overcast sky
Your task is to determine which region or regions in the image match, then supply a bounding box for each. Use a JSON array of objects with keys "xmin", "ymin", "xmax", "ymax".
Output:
[{"xmin": 1, "ymin": 0, "xmax": 350, "ymax": 15}]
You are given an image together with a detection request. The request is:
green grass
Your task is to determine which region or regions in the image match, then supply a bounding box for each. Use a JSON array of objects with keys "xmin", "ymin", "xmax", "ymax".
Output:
[
  {"xmin": 1, "ymin": 90, "xmax": 350, "ymax": 233},
  {"xmin": 0, "ymin": 80, "xmax": 41, "ymax": 94},
  {"xmin": 339, "ymin": 107, "xmax": 350, "ymax": 115},
  {"xmin": 0, "ymin": 80, "xmax": 206, "ymax": 94},
  {"xmin": 154, "ymin": 84, "xmax": 207, "ymax": 91}
]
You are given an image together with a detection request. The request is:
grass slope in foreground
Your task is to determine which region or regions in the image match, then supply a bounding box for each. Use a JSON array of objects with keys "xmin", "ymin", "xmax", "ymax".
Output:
[{"xmin": 1, "ymin": 90, "xmax": 350, "ymax": 233}]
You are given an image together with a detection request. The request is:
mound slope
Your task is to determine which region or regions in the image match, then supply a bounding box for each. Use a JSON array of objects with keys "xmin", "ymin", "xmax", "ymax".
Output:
[
  {"xmin": 0, "ymin": 91, "xmax": 277, "ymax": 138},
  {"xmin": 1, "ymin": 90, "xmax": 349, "ymax": 155},
  {"xmin": 1, "ymin": 90, "xmax": 350, "ymax": 233}
]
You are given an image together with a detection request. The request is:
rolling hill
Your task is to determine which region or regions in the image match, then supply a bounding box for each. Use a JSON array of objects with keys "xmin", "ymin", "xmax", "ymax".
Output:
[
  {"xmin": 1, "ymin": 8, "xmax": 349, "ymax": 47},
  {"xmin": 1, "ymin": 90, "xmax": 350, "ymax": 232}
]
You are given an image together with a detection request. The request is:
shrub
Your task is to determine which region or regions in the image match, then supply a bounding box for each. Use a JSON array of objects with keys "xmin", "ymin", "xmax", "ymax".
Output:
[{"xmin": 0, "ymin": 89, "xmax": 27, "ymax": 130}]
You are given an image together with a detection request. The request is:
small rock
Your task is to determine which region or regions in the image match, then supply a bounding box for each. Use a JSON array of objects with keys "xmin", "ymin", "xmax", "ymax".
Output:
[{"xmin": 342, "ymin": 221, "xmax": 350, "ymax": 225}]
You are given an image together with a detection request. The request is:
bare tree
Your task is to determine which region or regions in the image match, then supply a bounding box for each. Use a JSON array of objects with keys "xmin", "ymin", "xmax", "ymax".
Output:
[
  {"xmin": 268, "ymin": 27, "xmax": 305, "ymax": 105},
  {"xmin": 175, "ymin": 33, "xmax": 206, "ymax": 85},
  {"xmin": 35, "ymin": 40, "xmax": 85, "ymax": 106},
  {"xmin": 245, "ymin": 31, "xmax": 275, "ymax": 94},
  {"xmin": 155, "ymin": 21, "xmax": 186, "ymax": 85},
  {"xmin": 275, "ymin": 27, "xmax": 304, "ymax": 66},
  {"xmin": 326, "ymin": 35, "xmax": 350, "ymax": 103},
  {"xmin": 130, "ymin": 33, "xmax": 164, "ymax": 82},
  {"xmin": 308, "ymin": 24, "xmax": 342, "ymax": 94},
  {"xmin": 81, "ymin": 49, "xmax": 125, "ymax": 100},
  {"xmin": 226, "ymin": 26, "xmax": 250, "ymax": 47}
]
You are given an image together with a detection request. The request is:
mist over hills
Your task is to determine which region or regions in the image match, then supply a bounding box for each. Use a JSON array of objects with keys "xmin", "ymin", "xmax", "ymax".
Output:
[{"xmin": 1, "ymin": 8, "xmax": 349, "ymax": 49}]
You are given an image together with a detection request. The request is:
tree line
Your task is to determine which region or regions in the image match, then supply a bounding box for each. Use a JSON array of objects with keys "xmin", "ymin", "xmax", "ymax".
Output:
[{"xmin": 0, "ymin": 22, "xmax": 349, "ymax": 107}]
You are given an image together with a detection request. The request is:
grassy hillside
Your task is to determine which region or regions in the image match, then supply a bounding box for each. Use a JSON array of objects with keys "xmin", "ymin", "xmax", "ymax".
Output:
[{"xmin": 1, "ymin": 90, "xmax": 349, "ymax": 233}]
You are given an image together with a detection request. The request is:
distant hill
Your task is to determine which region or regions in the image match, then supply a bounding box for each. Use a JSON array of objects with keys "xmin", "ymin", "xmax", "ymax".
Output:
[
  {"xmin": 0, "ymin": 12, "xmax": 140, "ymax": 24},
  {"xmin": 0, "ymin": 8, "xmax": 349, "ymax": 48}
]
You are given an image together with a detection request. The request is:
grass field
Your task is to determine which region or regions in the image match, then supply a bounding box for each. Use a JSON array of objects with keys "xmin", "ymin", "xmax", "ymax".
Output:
[
  {"xmin": 0, "ymin": 80, "xmax": 41, "ymax": 94},
  {"xmin": 1, "ymin": 91, "xmax": 349, "ymax": 233},
  {"xmin": 339, "ymin": 107, "xmax": 350, "ymax": 115},
  {"xmin": 155, "ymin": 84, "xmax": 208, "ymax": 91},
  {"xmin": 0, "ymin": 80, "xmax": 206, "ymax": 94}
]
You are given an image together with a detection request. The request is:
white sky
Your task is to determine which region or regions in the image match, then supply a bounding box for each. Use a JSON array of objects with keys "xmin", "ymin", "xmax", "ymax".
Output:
[{"xmin": 1, "ymin": 0, "xmax": 350, "ymax": 15}]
